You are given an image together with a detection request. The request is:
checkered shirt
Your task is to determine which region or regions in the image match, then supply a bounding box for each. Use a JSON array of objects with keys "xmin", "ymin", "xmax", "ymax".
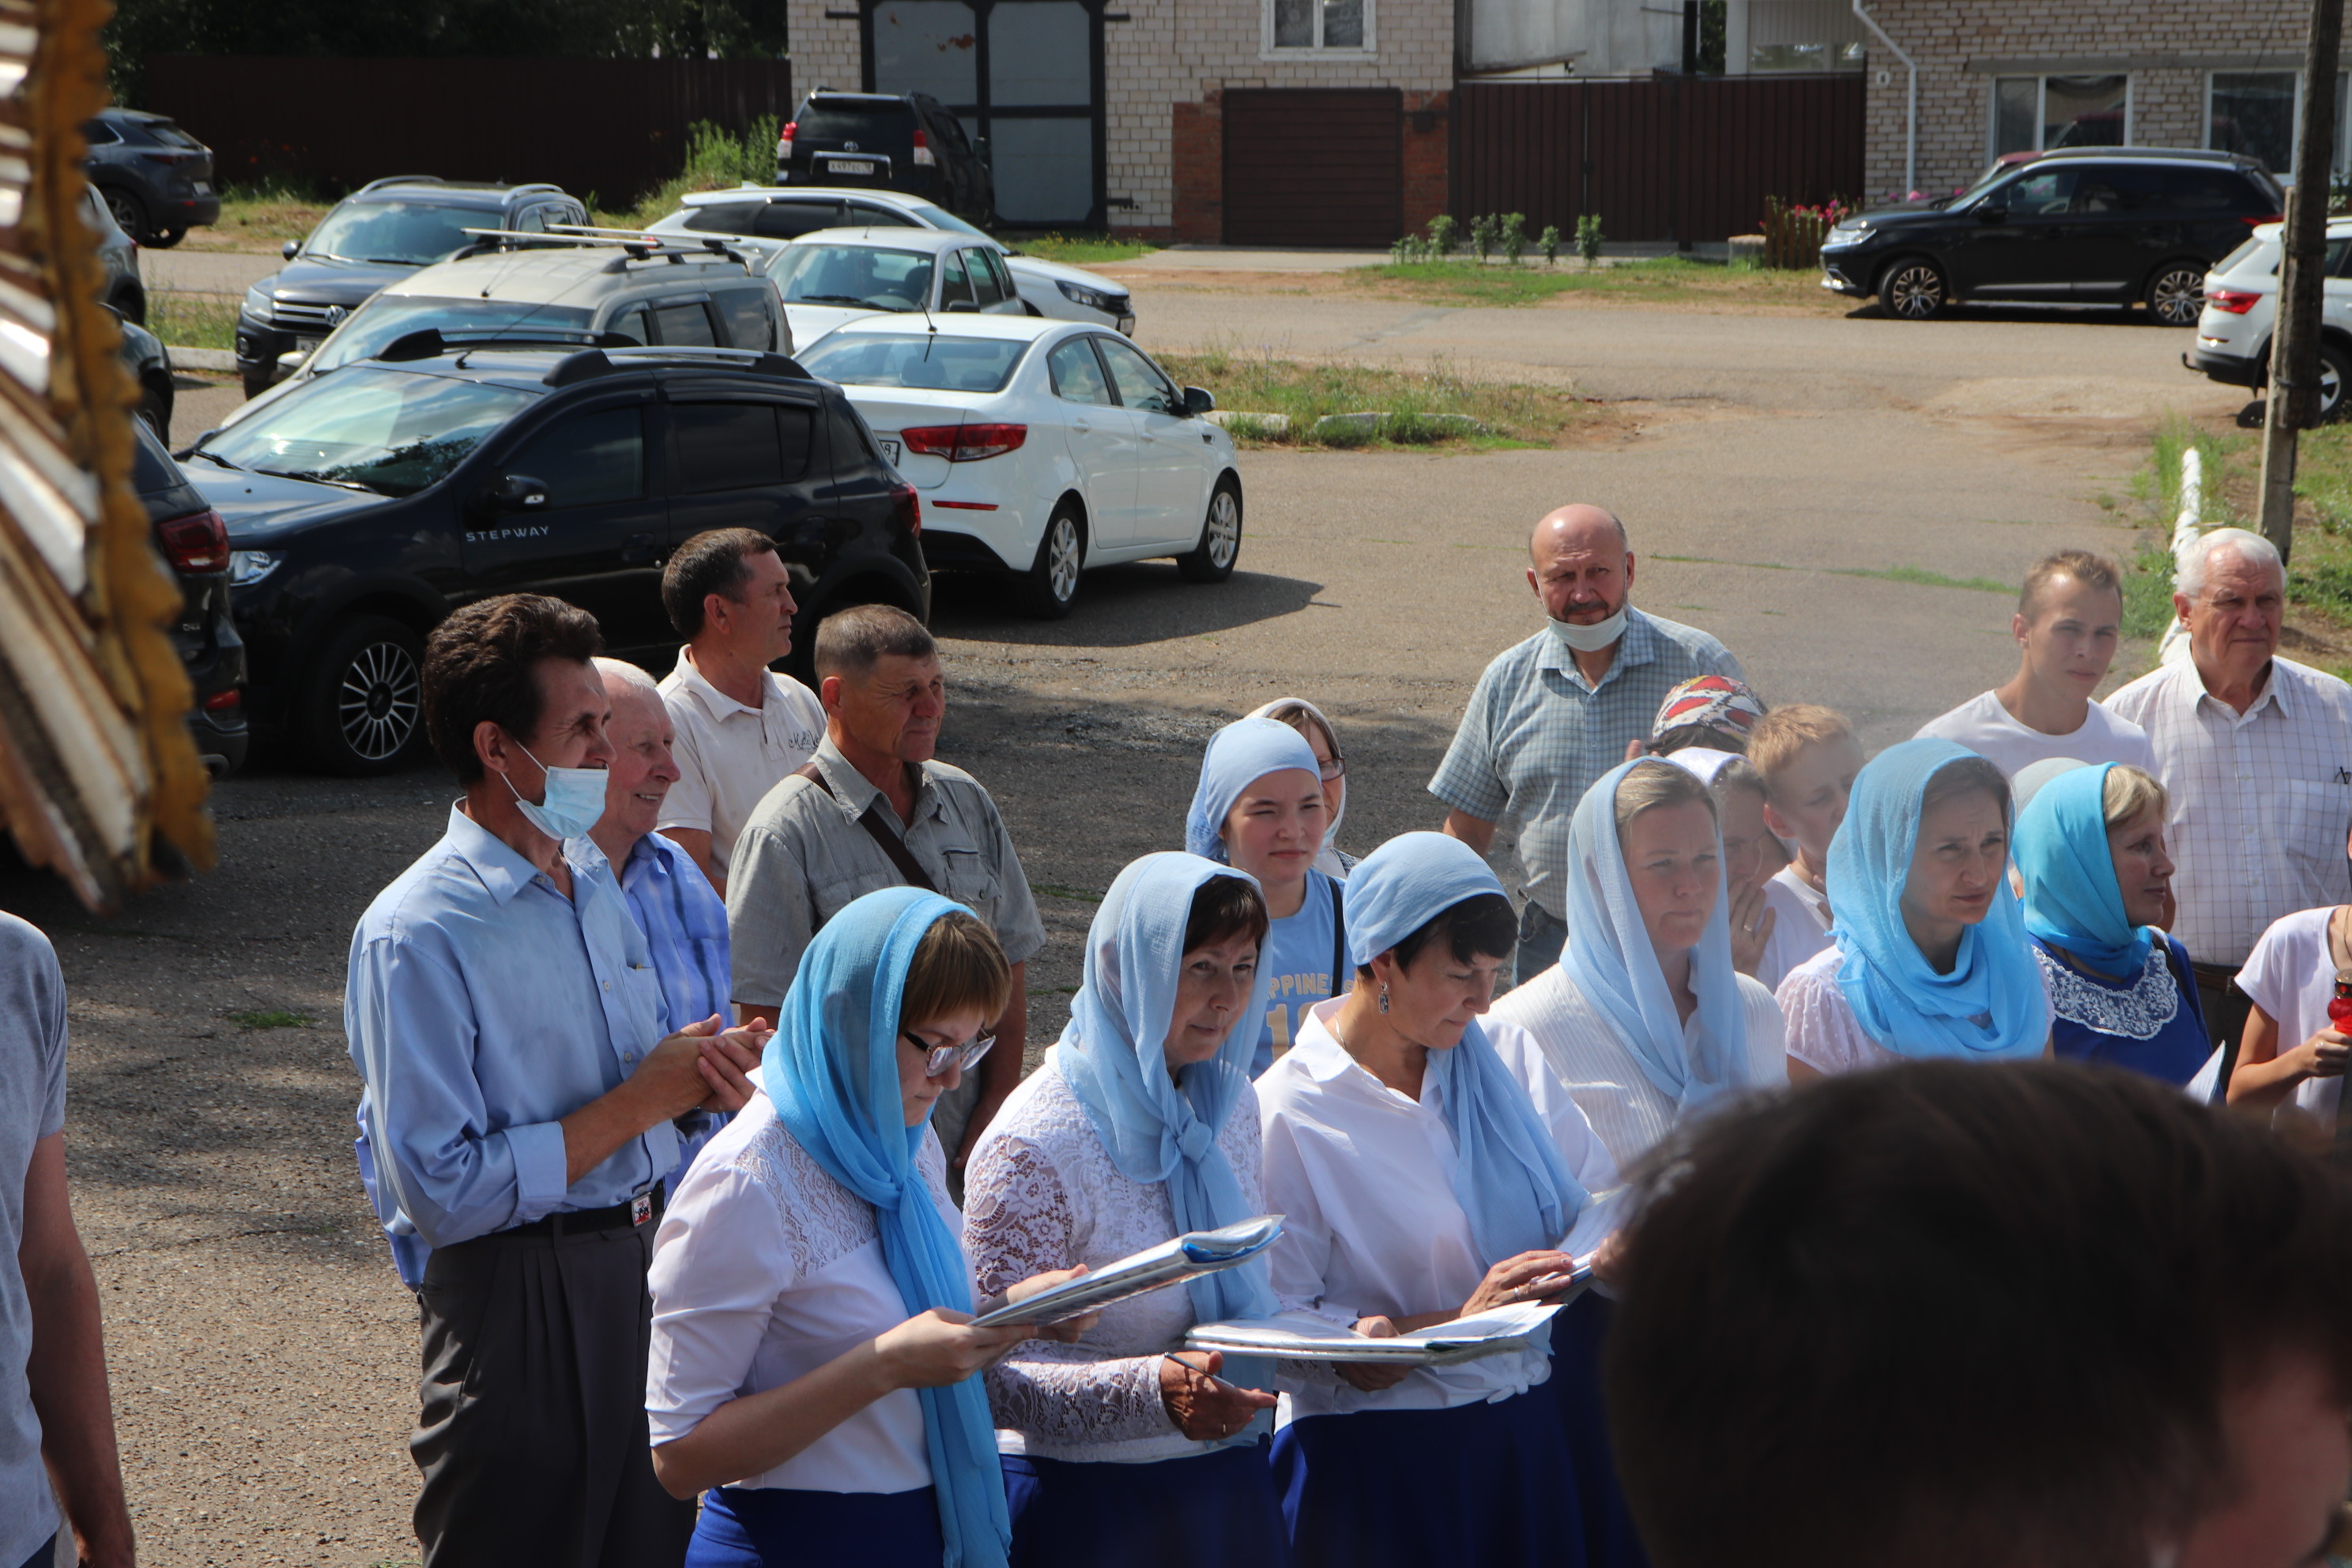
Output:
[
  {"xmin": 2105, "ymin": 656, "xmax": 2352, "ymax": 967},
  {"xmin": 1429, "ymin": 609, "xmax": 1743, "ymax": 920}
]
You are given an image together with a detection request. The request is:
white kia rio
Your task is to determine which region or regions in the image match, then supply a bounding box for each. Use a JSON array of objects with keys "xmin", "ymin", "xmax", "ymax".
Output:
[{"xmin": 796, "ymin": 314, "xmax": 1242, "ymax": 619}]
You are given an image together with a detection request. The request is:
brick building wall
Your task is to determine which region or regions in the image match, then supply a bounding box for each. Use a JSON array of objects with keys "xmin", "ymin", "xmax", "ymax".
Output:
[{"xmin": 1858, "ymin": 0, "xmax": 2345, "ymax": 200}]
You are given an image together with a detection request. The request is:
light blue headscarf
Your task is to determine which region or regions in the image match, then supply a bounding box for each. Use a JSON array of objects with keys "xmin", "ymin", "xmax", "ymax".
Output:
[
  {"xmin": 1185, "ymin": 717, "xmax": 1325, "ymax": 863},
  {"xmin": 1827, "ymin": 738, "xmax": 2049, "ymax": 1061},
  {"xmin": 762, "ymin": 888, "xmax": 1010, "ymax": 1568},
  {"xmin": 1561, "ymin": 760, "xmax": 1755, "ymax": 1111},
  {"xmin": 1347, "ymin": 832, "xmax": 1590, "ymax": 1264},
  {"xmin": 2013, "ymin": 762, "xmax": 2155, "ymax": 978},
  {"xmin": 1056, "ymin": 852, "xmax": 1280, "ymax": 1325}
]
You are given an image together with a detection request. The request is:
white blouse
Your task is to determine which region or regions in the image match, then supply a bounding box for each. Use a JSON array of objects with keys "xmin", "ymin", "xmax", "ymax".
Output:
[
  {"xmin": 645, "ymin": 1094, "xmax": 955, "ymax": 1494},
  {"xmin": 1257, "ymin": 1000, "xmax": 1620, "ymax": 1419},
  {"xmin": 963, "ymin": 1055, "xmax": 1267, "ymax": 1464},
  {"xmin": 1774, "ymin": 945, "xmax": 1905, "ymax": 1076},
  {"xmin": 1488, "ymin": 964, "xmax": 1788, "ymax": 1170}
]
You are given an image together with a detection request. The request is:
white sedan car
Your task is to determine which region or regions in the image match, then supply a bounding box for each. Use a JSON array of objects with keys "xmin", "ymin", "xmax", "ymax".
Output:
[
  {"xmin": 771, "ymin": 227, "xmax": 1030, "ymax": 353},
  {"xmin": 795, "ymin": 314, "xmax": 1241, "ymax": 619}
]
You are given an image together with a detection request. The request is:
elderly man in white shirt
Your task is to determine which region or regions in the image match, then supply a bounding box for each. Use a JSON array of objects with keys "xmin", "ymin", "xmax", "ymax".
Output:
[
  {"xmin": 2106, "ymin": 527, "xmax": 2352, "ymax": 1056},
  {"xmin": 657, "ymin": 528, "xmax": 826, "ymax": 895}
]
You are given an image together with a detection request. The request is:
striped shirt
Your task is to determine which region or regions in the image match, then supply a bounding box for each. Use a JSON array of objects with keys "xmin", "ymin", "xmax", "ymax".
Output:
[
  {"xmin": 1428, "ymin": 610, "xmax": 1743, "ymax": 920},
  {"xmin": 2105, "ymin": 656, "xmax": 2352, "ymax": 967},
  {"xmin": 618, "ymin": 830, "xmax": 733, "ymax": 1182}
]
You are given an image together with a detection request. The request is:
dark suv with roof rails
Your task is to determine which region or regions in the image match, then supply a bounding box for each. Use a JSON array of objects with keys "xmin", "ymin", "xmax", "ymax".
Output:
[
  {"xmin": 179, "ymin": 337, "xmax": 926, "ymax": 775},
  {"xmin": 1819, "ymin": 146, "xmax": 2284, "ymax": 325},
  {"xmin": 779, "ymin": 90, "xmax": 994, "ymax": 226},
  {"xmin": 235, "ymin": 175, "xmax": 590, "ymax": 398}
]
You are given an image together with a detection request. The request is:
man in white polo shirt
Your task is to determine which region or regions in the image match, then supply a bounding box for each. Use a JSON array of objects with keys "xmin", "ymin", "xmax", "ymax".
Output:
[
  {"xmin": 656, "ymin": 528, "xmax": 825, "ymax": 896},
  {"xmin": 1916, "ymin": 548, "xmax": 2153, "ymax": 777}
]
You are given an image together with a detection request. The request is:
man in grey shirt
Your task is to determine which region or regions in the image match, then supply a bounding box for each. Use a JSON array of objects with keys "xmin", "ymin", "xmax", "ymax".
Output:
[
  {"xmin": 0, "ymin": 914, "xmax": 134, "ymax": 1568},
  {"xmin": 727, "ymin": 605, "xmax": 1044, "ymax": 1174}
]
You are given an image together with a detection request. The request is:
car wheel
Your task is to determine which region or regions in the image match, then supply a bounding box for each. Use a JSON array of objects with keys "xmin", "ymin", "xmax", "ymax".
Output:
[
  {"xmin": 1177, "ymin": 479, "xmax": 1243, "ymax": 584},
  {"xmin": 300, "ymin": 614, "xmax": 426, "ymax": 776},
  {"xmin": 146, "ymin": 227, "xmax": 186, "ymax": 250},
  {"xmin": 2143, "ymin": 262, "xmax": 2206, "ymax": 327},
  {"xmin": 137, "ymin": 375, "xmax": 171, "ymax": 443},
  {"xmin": 103, "ymin": 187, "xmax": 149, "ymax": 243},
  {"xmin": 2320, "ymin": 340, "xmax": 2352, "ymax": 423},
  {"xmin": 1880, "ymin": 257, "xmax": 1947, "ymax": 319},
  {"xmin": 1015, "ymin": 504, "xmax": 1084, "ymax": 620}
]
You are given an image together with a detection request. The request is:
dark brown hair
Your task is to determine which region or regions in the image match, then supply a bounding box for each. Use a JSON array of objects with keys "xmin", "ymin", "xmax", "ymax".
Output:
[
  {"xmin": 899, "ymin": 910, "xmax": 1011, "ymax": 1031},
  {"xmin": 1921, "ymin": 753, "xmax": 2010, "ymax": 823},
  {"xmin": 662, "ymin": 527, "xmax": 780, "ymax": 639},
  {"xmin": 1184, "ymin": 874, "xmax": 1270, "ymax": 954},
  {"xmin": 814, "ymin": 603, "xmax": 937, "ymax": 681},
  {"xmin": 1355, "ymin": 892, "xmax": 1518, "ymax": 981},
  {"xmin": 1606, "ymin": 1061, "xmax": 2352, "ymax": 1568},
  {"xmin": 423, "ymin": 594, "xmax": 603, "ymax": 783}
]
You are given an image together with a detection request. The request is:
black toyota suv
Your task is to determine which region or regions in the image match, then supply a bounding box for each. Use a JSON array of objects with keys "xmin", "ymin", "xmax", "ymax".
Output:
[
  {"xmin": 778, "ymin": 91, "xmax": 994, "ymax": 227},
  {"xmin": 179, "ymin": 339, "xmax": 926, "ymax": 775},
  {"xmin": 235, "ymin": 176, "xmax": 590, "ymax": 398},
  {"xmin": 1819, "ymin": 147, "xmax": 2283, "ymax": 325}
]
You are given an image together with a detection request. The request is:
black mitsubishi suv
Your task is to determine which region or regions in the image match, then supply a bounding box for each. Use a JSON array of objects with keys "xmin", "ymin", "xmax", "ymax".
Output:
[
  {"xmin": 180, "ymin": 339, "xmax": 927, "ymax": 775},
  {"xmin": 1819, "ymin": 147, "xmax": 2282, "ymax": 325}
]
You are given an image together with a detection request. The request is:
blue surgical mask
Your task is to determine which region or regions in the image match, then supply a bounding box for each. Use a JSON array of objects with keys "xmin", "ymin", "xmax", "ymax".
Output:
[{"xmin": 503, "ymin": 740, "xmax": 607, "ymax": 840}]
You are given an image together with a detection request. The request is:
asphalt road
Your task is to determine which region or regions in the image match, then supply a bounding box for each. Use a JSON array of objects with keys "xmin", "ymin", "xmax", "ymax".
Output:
[{"xmin": 21, "ymin": 276, "xmax": 2241, "ymax": 1564}]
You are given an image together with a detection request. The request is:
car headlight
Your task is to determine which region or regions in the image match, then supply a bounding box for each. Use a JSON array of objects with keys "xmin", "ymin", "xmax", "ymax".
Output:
[
  {"xmin": 227, "ymin": 549, "xmax": 281, "ymax": 588},
  {"xmin": 242, "ymin": 281, "xmax": 273, "ymax": 321},
  {"xmin": 1056, "ymin": 279, "xmax": 1121, "ymax": 314}
]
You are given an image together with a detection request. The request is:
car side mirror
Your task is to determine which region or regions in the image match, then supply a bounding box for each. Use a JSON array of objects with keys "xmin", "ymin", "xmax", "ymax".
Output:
[
  {"xmin": 281, "ymin": 239, "xmax": 300, "ymax": 260},
  {"xmin": 477, "ymin": 474, "xmax": 551, "ymax": 515},
  {"xmin": 1184, "ymin": 386, "xmax": 1216, "ymax": 416},
  {"xmin": 1975, "ymin": 205, "xmax": 2007, "ymax": 223}
]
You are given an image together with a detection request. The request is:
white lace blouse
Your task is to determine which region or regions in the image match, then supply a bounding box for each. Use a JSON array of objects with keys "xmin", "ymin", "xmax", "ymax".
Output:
[
  {"xmin": 645, "ymin": 1093, "xmax": 956, "ymax": 1494},
  {"xmin": 1774, "ymin": 945, "xmax": 1905, "ymax": 1076},
  {"xmin": 963, "ymin": 1055, "xmax": 1266, "ymax": 1464}
]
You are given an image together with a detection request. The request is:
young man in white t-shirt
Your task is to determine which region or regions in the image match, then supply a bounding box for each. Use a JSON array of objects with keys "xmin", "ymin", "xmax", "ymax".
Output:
[
  {"xmin": 1914, "ymin": 549, "xmax": 2153, "ymax": 778},
  {"xmin": 1749, "ymin": 705, "xmax": 1864, "ymax": 991}
]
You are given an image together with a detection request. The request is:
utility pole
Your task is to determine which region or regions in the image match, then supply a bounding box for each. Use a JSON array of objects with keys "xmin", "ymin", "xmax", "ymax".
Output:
[
  {"xmin": 1682, "ymin": 0, "xmax": 1699, "ymax": 76},
  {"xmin": 2258, "ymin": 0, "xmax": 2346, "ymax": 564}
]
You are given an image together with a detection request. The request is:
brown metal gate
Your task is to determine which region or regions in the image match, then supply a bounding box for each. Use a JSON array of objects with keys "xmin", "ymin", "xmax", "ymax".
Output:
[
  {"xmin": 1449, "ymin": 75, "xmax": 1864, "ymax": 244},
  {"xmin": 1223, "ymin": 88, "xmax": 1403, "ymax": 247}
]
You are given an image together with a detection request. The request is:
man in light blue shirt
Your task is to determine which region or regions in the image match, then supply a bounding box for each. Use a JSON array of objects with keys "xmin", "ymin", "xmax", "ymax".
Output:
[
  {"xmin": 1431, "ymin": 505, "xmax": 1744, "ymax": 986},
  {"xmin": 346, "ymin": 594, "xmax": 764, "ymax": 1568}
]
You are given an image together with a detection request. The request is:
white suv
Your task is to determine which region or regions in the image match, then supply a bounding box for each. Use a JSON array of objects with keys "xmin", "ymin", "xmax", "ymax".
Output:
[{"xmin": 2185, "ymin": 219, "xmax": 2352, "ymax": 420}]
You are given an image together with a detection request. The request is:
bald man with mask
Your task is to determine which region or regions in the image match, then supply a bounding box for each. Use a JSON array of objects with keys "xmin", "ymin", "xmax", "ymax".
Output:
[{"xmin": 1431, "ymin": 504, "xmax": 1744, "ymax": 987}]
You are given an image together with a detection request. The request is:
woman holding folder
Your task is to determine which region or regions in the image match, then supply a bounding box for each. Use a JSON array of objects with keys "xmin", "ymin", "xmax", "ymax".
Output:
[
  {"xmin": 1256, "ymin": 832, "xmax": 1622, "ymax": 1568},
  {"xmin": 643, "ymin": 889, "xmax": 1084, "ymax": 1568},
  {"xmin": 964, "ymin": 852, "xmax": 1291, "ymax": 1568}
]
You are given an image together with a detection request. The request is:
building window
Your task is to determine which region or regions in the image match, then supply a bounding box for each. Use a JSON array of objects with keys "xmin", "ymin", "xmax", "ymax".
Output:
[
  {"xmin": 1749, "ymin": 42, "xmax": 1864, "ymax": 71},
  {"xmin": 1267, "ymin": 0, "xmax": 1371, "ymax": 52},
  {"xmin": 1991, "ymin": 74, "xmax": 2130, "ymax": 157},
  {"xmin": 2207, "ymin": 70, "xmax": 2350, "ymax": 181}
]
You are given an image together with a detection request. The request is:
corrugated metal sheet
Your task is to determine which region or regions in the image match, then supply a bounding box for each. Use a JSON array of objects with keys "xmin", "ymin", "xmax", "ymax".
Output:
[
  {"xmin": 1223, "ymin": 88, "xmax": 1404, "ymax": 247},
  {"xmin": 1449, "ymin": 74, "xmax": 1864, "ymax": 243}
]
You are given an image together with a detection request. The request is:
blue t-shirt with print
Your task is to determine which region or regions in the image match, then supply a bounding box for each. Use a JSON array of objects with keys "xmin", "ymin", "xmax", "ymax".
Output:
[{"xmin": 1254, "ymin": 870, "xmax": 1340, "ymax": 1077}]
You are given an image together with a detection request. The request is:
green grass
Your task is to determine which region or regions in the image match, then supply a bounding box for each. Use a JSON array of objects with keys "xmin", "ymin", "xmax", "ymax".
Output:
[
  {"xmin": 227, "ymin": 1008, "xmax": 311, "ymax": 1031},
  {"xmin": 1008, "ymin": 232, "xmax": 1158, "ymax": 266},
  {"xmin": 182, "ymin": 179, "xmax": 334, "ymax": 252},
  {"xmin": 1358, "ymin": 255, "xmax": 1845, "ymax": 311},
  {"xmin": 2121, "ymin": 544, "xmax": 2179, "ymax": 643},
  {"xmin": 146, "ymin": 285, "xmax": 239, "ymax": 352},
  {"xmin": 1154, "ymin": 344, "xmax": 1592, "ymax": 450}
]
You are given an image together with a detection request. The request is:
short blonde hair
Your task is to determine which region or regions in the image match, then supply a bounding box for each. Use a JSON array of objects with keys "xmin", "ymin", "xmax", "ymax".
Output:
[
  {"xmin": 1747, "ymin": 704, "xmax": 1856, "ymax": 787},
  {"xmin": 2019, "ymin": 549, "xmax": 2122, "ymax": 619},
  {"xmin": 1614, "ymin": 757, "xmax": 1717, "ymax": 835},
  {"xmin": 2101, "ymin": 764, "xmax": 2167, "ymax": 831},
  {"xmin": 899, "ymin": 910, "xmax": 1010, "ymax": 1030}
]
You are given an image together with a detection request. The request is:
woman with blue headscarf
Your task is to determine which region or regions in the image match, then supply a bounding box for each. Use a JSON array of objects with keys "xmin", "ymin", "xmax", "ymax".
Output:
[
  {"xmin": 1257, "ymin": 831, "xmax": 1623, "ymax": 1568},
  {"xmin": 1188, "ymin": 716, "xmax": 1341, "ymax": 1077},
  {"xmin": 2012, "ymin": 763, "xmax": 2206, "ymax": 1084},
  {"xmin": 645, "ymin": 888, "xmax": 1087, "ymax": 1568},
  {"xmin": 1777, "ymin": 738, "xmax": 2051, "ymax": 1078},
  {"xmin": 963, "ymin": 852, "xmax": 1291, "ymax": 1568}
]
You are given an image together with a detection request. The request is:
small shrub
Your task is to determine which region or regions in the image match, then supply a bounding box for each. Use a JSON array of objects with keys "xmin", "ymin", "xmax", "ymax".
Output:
[
  {"xmin": 1539, "ymin": 224, "xmax": 1562, "ymax": 266},
  {"xmin": 1501, "ymin": 213, "xmax": 1527, "ymax": 266},
  {"xmin": 1427, "ymin": 214, "xmax": 1459, "ymax": 257},
  {"xmin": 1470, "ymin": 213, "xmax": 1498, "ymax": 261},
  {"xmin": 1390, "ymin": 236, "xmax": 1412, "ymax": 264},
  {"xmin": 1575, "ymin": 214, "xmax": 1604, "ymax": 263}
]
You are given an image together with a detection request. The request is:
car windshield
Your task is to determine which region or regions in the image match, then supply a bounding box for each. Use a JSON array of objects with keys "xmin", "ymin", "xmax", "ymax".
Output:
[
  {"xmin": 312, "ymin": 296, "xmax": 597, "ymax": 373},
  {"xmin": 197, "ymin": 367, "xmax": 534, "ymax": 498},
  {"xmin": 797, "ymin": 105, "xmax": 914, "ymax": 141},
  {"xmin": 770, "ymin": 244, "xmax": 935, "ymax": 309},
  {"xmin": 799, "ymin": 331, "xmax": 1029, "ymax": 392},
  {"xmin": 303, "ymin": 199, "xmax": 486, "ymax": 266},
  {"xmin": 904, "ymin": 201, "xmax": 991, "ymax": 240}
]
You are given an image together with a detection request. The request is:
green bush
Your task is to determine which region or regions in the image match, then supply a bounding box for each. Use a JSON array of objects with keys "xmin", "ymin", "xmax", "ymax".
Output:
[
  {"xmin": 1470, "ymin": 213, "xmax": 1498, "ymax": 261},
  {"xmin": 1575, "ymin": 214, "xmax": 1604, "ymax": 263},
  {"xmin": 1501, "ymin": 213, "xmax": 1527, "ymax": 266},
  {"xmin": 1427, "ymin": 214, "xmax": 1459, "ymax": 257},
  {"xmin": 1539, "ymin": 224, "xmax": 1562, "ymax": 266}
]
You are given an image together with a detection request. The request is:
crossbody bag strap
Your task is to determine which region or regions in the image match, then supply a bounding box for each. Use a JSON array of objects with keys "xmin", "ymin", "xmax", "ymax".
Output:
[
  {"xmin": 793, "ymin": 760, "xmax": 941, "ymax": 895},
  {"xmin": 1329, "ymin": 880, "xmax": 1348, "ymax": 1000}
]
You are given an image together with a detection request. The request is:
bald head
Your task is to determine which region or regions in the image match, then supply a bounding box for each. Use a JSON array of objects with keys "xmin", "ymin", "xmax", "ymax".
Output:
[
  {"xmin": 1528, "ymin": 504, "xmax": 1634, "ymax": 631},
  {"xmin": 1532, "ymin": 504, "xmax": 1628, "ymax": 564}
]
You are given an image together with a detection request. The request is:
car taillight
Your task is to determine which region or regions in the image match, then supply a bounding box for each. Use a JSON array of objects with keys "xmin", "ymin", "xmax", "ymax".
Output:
[
  {"xmin": 202, "ymin": 688, "xmax": 242, "ymax": 712},
  {"xmin": 890, "ymin": 479, "xmax": 921, "ymax": 536},
  {"xmin": 156, "ymin": 508, "xmax": 229, "ymax": 573},
  {"xmin": 2207, "ymin": 288, "xmax": 2263, "ymax": 314},
  {"xmin": 2243, "ymin": 213, "xmax": 2285, "ymax": 226},
  {"xmin": 901, "ymin": 423, "xmax": 1027, "ymax": 461},
  {"xmin": 913, "ymin": 126, "xmax": 935, "ymax": 168},
  {"xmin": 141, "ymin": 150, "xmax": 202, "ymax": 166},
  {"xmin": 778, "ymin": 120, "xmax": 796, "ymax": 160}
]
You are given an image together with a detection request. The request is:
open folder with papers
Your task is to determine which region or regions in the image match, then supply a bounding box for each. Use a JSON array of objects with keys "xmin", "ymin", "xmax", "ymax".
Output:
[
  {"xmin": 970, "ymin": 1215, "xmax": 1285, "ymax": 1329},
  {"xmin": 1185, "ymin": 1298, "xmax": 1570, "ymax": 1367}
]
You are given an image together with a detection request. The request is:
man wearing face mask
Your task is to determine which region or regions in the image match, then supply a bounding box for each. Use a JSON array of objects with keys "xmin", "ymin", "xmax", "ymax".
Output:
[
  {"xmin": 1431, "ymin": 504, "xmax": 1744, "ymax": 988},
  {"xmin": 346, "ymin": 594, "xmax": 771, "ymax": 1568}
]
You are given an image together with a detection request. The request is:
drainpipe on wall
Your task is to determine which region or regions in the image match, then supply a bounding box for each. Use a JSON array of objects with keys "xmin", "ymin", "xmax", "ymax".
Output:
[{"xmin": 1850, "ymin": 0, "xmax": 1916, "ymax": 198}]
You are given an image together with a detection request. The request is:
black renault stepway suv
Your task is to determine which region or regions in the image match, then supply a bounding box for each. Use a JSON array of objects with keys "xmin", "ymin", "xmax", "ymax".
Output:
[
  {"xmin": 1819, "ymin": 147, "xmax": 2283, "ymax": 326},
  {"xmin": 179, "ymin": 337, "xmax": 927, "ymax": 775}
]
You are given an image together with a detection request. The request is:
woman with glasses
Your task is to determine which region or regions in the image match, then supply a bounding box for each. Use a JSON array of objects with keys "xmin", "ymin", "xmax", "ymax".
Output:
[
  {"xmin": 1250, "ymin": 698, "xmax": 1354, "ymax": 878},
  {"xmin": 644, "ymin": 889, "xmax": 1087, "ymax": 1568},
  {"xmin": 1189, "ymin": 717, "xmax": 1340, "ymax": 1077},
  {"xmin": 963, "ymin": 853, "xmax": 1290, "ymax": 1568}
]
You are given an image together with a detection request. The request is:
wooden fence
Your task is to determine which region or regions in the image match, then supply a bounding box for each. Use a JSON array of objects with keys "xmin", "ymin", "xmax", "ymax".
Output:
[
  {"xmin": 1449, "ymin": 74, "xmax": 1864, "ymax": 245},
  {"xmin": 139, "ymin": 56, "xmax": 794, "ymax": 209}
]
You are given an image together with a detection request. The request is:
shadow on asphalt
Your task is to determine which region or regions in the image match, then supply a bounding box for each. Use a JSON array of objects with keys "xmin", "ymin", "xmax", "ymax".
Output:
[
  {"xmin": 1841, "ymin": 300, "xmax": 2192, "ymax": 330},
  {"xmin": 929, "ymin": 561, "xmax": 1328, "ymax": 648}
]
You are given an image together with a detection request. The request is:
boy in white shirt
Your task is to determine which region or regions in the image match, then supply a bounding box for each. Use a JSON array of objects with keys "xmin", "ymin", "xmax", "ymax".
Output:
[
  {"xmin": 1913, "ymin": 549, "xmax": 2153, "ymax": 778},
  {"xmin": 1749, "ymin": 705, "xmax": 1864, "ymax": 990}
]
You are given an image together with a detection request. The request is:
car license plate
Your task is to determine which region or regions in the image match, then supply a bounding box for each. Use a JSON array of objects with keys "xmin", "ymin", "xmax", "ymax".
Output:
[
  {"xmin": 193, "ymin": 181, "xmax": 211, "ymax": 194},
  {"xmin": 879, "ymin": 438, "xmax": 902, "ymax": 466},
  {"xmin": 827, "ymin": 158, "xmax": 878, "ymax": 176}
]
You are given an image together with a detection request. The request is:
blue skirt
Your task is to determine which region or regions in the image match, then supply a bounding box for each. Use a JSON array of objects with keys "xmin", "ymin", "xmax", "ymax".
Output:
[
  {"xmin": 1004, "ymin": 1438, "xmax": 1290, "ymax": 1568},
  {"xmin": 1272, "ymin": 1385, "xmax": 1585, "ymax": 1568},
  {"xmin": 685, "ymin": 1484, "xmax": 943, "ymax": 1568},
  {"xmin": 1541, "ymin": 1292, "xmax": 1651, "ymax": 1568}
]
